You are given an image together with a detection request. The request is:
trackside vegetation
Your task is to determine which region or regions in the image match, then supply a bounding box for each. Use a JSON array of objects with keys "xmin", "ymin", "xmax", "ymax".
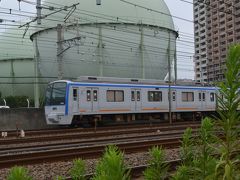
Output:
[
  {"xmin": 70, "ymin": 159, "xmax": 86, "ymax": 180},
  {"xmin": 92, "ymin": 145, "xmax": 130, "ymax": 180},
  {"xmin": 5, "ymin": 44, "xmax": 240, "ymax": 179},
  {"xmin": 144, "ymin": 146, "xmax": 168, "ymax": 180},
  {"xmin": 7, "ymin": 166, "xmax": 32, "ymax": 180},
  {"xmin": 173, "ymin": 44, "xmax": 240, "ymax": 179},
  {"xmin": 213, "ymin": 44, "xmax": 240, "ymax": 178}
]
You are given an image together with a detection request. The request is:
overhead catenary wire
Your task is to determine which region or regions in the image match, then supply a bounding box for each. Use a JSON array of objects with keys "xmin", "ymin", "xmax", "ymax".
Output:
[
  {"xmin": 0, "ymin": 0, "xmax": 195, "ymax": 74},
  {"xmin": 0, "ymin": 3, "xmax": 197, "ymax": 43}
]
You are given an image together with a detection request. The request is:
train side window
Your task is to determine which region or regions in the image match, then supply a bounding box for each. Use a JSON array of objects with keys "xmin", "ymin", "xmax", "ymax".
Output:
[
  {"xmin": 73, "ymin": 88, "xmax": 78, "ymax": 101},
  {"xmin": 172, "ymin": 92, "xmax": 176, "ymax": 101},
  {"xmin": 107, "ymin": 90, "xmax": 114, "ymax": 102},
  {"xmin": 182, "ymin": 92, "xmax": 194, "ymax": 102},
  {"xmin": 115, "ymin": 91, "xmax": 124, "ymax": 102},
  {"xmin": 137, "ymin": 91, "xmax": 141, "ymax": 101},
  {"xmin": 107, "ymin": 90, "xmax": 124, "ymax": 102},
  {"xmin": 148, "ymin": 91, "xmax": 162, "ymax": 102},
  {"xmin": 199, "ymin": 93, "xmax": 202, "ymax": 101},
  {"xmin": 93, "ymin": 90, "xmax": 98, "ymax": 101},
  {"xmin": 210, "ymin": 92, "xmax": 215, "ymax": 102},
  {"xmin": 202, "ymin": 93, "xmax": 205, "ymax": 101},
  {"xmin": 131, "ymin": 91, "xmax": 135, "ymax": 101},
  {"xmin": 87, "ymin": 90, "xmax": 91, "ymax": 101}
]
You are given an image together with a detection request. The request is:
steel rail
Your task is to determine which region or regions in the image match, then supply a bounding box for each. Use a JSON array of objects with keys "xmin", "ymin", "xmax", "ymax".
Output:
[
  {"xmin": 0, "ymin": 124, "xmax": 199, "ymax": 145},
  {"xmin": 0, "ymin": 136, "xmax": 181, "ymax": 169},
  {"xmin": 3, "ymin": 121, "xmax": 200, "ymax": 138},
  {"xmin": 0, "ymin": 130, "xmax": 189, "ymax": 153}
]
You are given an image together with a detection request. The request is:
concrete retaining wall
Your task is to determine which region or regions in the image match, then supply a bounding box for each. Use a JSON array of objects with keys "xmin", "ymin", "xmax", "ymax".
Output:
[{"xmin": 0, "ymin": 108, "xmax": 53, "ymax": 131}]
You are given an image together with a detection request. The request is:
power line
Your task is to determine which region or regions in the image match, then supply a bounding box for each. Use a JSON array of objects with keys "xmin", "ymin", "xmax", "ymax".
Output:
[
  {"xmin": 0, "ymin": 0, "xmax": 195, "ymax": 74},
  {"xmin": 119, "ymin": 0, "xmax": 195, "ymax": 24}
]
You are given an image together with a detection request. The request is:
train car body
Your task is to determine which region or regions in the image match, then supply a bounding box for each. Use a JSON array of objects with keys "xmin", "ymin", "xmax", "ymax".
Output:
[{"xmin": 45, "ymin": 77, "xmax": 217, "ymax": 125}]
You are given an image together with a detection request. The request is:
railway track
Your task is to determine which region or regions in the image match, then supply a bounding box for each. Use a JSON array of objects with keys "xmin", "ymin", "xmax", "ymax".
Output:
[
  {"xmin": 0, "ymin": 133, "xmax": 183, "ymax": 168},
  {"xmin": 0, "ymin": 129, "xmax": 188, "ymax": 153},
  {"xmin": 0, "ymin": 123, "xmax": 200, "ymax": 146},
  {"xmin": 0, "ymin": 122, "xmax": 199, "ymax": 169},
  {"xmin": 3, "ymin": 121, "xmax": 200, "ymax": 138}
]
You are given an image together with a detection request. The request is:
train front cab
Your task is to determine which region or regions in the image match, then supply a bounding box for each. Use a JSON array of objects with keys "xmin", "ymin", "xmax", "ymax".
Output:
[{"xmin": 45, "ymin": 81, "xmax": 73, "ymax": 125}]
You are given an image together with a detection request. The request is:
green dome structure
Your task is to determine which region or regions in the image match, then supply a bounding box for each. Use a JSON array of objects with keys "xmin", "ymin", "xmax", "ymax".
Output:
[{"xmin": 0, "ymin": 0, "xmax": 178, "ymax": 107}]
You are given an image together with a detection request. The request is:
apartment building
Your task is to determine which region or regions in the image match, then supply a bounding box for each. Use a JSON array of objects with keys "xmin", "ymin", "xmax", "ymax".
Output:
[{"xmin": 194, "ymin": 0, "xmax": 240, "ymax": 82}]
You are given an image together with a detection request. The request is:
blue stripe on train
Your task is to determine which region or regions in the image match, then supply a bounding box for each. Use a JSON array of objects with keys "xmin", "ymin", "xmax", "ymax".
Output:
[{"xmin": 64, "ymin": 82, "xmax": 217, "ymax": 115}]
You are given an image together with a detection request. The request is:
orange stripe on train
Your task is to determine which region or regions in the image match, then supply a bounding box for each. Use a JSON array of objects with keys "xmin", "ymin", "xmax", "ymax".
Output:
[
  {"xmin": 99, "ymin": 109, "xmax": 131, "ymax": 112},
  {"xmin": 176, "ymin": 108, "xmax": 198, "ymax": 110},
  {"xmin": 142, "ymin": 108, "xmax": 167, "ymax": 111}
]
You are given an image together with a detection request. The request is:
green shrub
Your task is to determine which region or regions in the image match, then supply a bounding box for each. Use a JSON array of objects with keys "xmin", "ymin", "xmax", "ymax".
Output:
[
  {"xmin": 179, "ymin": 127, "xmax": 194, "ymax": 166},
  {"xmin": 144, "ymin": 146, "xmax": 168, "ymax": 180},
  {"xmin": 92, "ymin": 145, "xmax": 130, "ymax": 180},
  {"xmin": 172, "ymin": 165, "xmax": 191, "ymax": 180},
  {"xmin": 4, "ymin": 96, "xmax": 34, "ymax": 108},
  {"xmin": 191, "ymin": 118, "xmax": 216, "ymax": 179},
  {"xmin": 172, "ymin": 118, "xmax": 216, "ymax": 179},
  {"xmin": 54, "ymin": 175, "xmax": 66, "ymax": 180},
  {"xmin": 70, "ymin": 159, "xmax": 86, "ymax": 180},
  {"xmin": 213, "ymin": 45, "xmax": 240, "ymax": 178},
  {"xmin": 7, "ymin": 166, "xmax": 32, "ymax": 180}
]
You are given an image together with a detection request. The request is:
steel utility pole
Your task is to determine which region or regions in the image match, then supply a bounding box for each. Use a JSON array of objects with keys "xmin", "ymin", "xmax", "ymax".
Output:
[
  {"xmin": 98, "ymin": 26, "xmax": 103, "ymax": 76},
  {"xmin": 174, "ymin": 37, "xmax": 177, "ymax": 84},
  {"xmin": 168, "ymin": 31, "xmax": 172, "ymax": 124},
  {"xmin": 34, "ymin": 37, "xmax": 40, "ymax": 108},
  {"xmin": 33, "ymin": 0, "xmax": 41, "ymax": 108},
  {"xmin": 140, "ymin": 24, "xmax": 145, "ymax": 79},
  {"xmin": 36, "ymin": 0, "xmax": 41, "ymax": 25},
  {"xmin": 57, "ymin": 24, "xmax": 64, "ymax": 80}
]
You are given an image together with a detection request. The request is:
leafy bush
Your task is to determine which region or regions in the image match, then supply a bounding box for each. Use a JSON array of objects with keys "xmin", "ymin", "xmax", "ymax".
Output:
[
  {"xmin": 144, "ymin": 146, "xmax": 168, "ymax": 180},
  {"xmin": 92, "ymin": 145, "xmax": 130, "ymax": 180},
  {"xmin": 3, "ymin": 96, "xmax": 34, "ymax": 108},
  {"xmin": 70, "ymin": 159, "xmax": 86, "ymax": 180},
  {"xmin": 54, "ymin": 175, "xmax": 66, "ymax": 180},
  {"xmin": 213, "ymin": 45, "xmax": 240, "ymax": 178},
  {"xmin": 7, "ymin": 166, "xmax": 32, "ymax": 180},
  {"xmin": 172, "ymin": 118, "xmax": 216, "ymax": 179},
  {"xmin": 179, "ymin": 127, "xmax": 194, "ymax": 166}
]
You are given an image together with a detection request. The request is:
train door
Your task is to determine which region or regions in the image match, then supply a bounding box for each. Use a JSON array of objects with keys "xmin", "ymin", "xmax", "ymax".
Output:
[
  {"xmin": 72, "ymin": 87, "xmax": 79, "ymax": 114},
  {"xmin": 131, "ymin": 89, "xmax": 141, "ymax": 111},
  {"xmin": 85, "ymin": 88, "xmax": 99, "ymax": 113},
  {"xmin": 171, "ymin": 90, "xmax": 177, "ymax": 110},
  {"xmin": 199, "ymin": 91, "xmax": 207, "ymax": 109}
]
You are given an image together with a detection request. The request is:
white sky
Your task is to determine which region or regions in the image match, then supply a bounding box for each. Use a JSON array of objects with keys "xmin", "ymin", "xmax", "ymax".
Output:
[{"xmin": 0, "ymin": 0, "xmax": 194, "ymax": 79}]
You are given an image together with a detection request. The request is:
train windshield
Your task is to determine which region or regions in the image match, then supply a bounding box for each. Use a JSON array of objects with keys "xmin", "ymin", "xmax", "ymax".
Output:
[{"xmin": 45, "ymin": 82, "xmax": 67, "ymax": 106}]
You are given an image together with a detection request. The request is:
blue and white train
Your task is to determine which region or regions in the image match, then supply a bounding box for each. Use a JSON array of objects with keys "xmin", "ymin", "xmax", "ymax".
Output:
[{"xmin": 44, "ymin": 77, "xmax": 217, "ymax": 126}]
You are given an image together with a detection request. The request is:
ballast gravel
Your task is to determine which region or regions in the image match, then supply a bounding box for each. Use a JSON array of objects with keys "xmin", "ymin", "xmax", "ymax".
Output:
[{"xmin": 0, "ymin": 148, "xmax": 179, "ymax": 180}]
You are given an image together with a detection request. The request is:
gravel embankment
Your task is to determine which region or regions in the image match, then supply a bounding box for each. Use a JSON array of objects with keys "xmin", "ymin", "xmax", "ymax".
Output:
[{"xmin": 0, "ymin": 148, "xmax": 179, "ymax": 180}]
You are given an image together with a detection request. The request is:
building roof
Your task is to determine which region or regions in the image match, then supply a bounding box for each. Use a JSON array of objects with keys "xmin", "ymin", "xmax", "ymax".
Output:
[
  {"xmin": 34, "ymin": 0, "xmax": 175, "ymax": 32},
  {"xmin": 0, "ymin": 28, "xmax": 34, "ymax": 61}
]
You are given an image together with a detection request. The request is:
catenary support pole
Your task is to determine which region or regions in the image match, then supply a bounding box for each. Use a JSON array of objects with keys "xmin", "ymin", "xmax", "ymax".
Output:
[
  {"xmin": 168, "ymin": 31, "xmax": 172, "ymax": 124},
  {"xmin": 57, "ymin": 24, "xmax": 64, "ymax": 80},
  {"xmin": 174, "ymin": 36, "xmax": 177, "ymax": 84},
  {"xmin": 34, "ymin": 37, "xmax": 40, "ymax": 108},
  {"xmin": 98, "ymin": 26, "xmax": 103, "ymax": 76},
  {"xmin": 36, "ymin": 0, "xmax": 41, "ymax": 25},
  {"xmin": 140, "ymin": 24, "xmax": 145, "ymax": 79}
]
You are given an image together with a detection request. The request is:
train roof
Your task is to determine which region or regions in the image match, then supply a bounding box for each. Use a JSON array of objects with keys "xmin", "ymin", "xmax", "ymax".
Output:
[
  {"xmin": 48, "ymin": 77, "xmax": 218, "ymax": 91},
  {"xmin": 73, "ymin": 76, "xmax": 215, "ymax": 87}
]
